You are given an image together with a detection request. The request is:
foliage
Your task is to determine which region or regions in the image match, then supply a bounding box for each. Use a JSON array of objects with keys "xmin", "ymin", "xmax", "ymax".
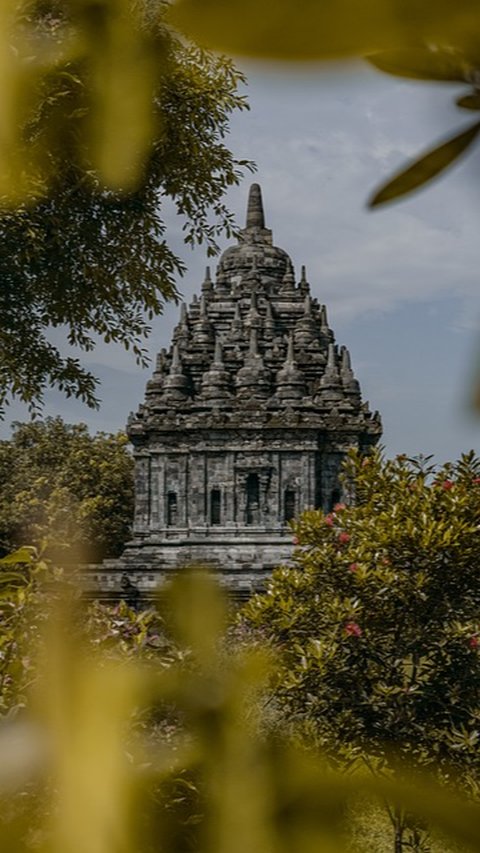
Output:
[
  {"xmin": 0, "ymin": 545, "xmax": 50, "ymax": 718},
  {"xmin": 1, "ymin": 568, "xmax": 480, "ymax": 852},
  {"xmin": 171, "ymin": 1, "xmax": 480, "ymax": 206},
  {"xmin": 244, "ymin": 449, "xmax": 480, "ymax": 848},
  {"xmin": 0, "ymin": 416, "xmax": 134, "ymax": 560},
  {"xmin": 0, "ymin": 1, "xmax": 252, "ymax": 413}
]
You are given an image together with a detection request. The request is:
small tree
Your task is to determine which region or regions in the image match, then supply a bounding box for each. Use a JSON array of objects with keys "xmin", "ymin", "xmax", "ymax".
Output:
[
  {"xmin": 0, "ymin": 417, "xmax": 133, "ymax": 560},
  {"xmin": 245, "ymin": 449, "xmax": 480, "ymax": 850}
]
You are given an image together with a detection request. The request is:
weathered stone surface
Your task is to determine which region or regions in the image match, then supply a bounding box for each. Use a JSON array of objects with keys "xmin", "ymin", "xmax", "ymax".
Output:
[{"xmin": 88, "ymin": 184, "xmax": 382, "ymax": 600}]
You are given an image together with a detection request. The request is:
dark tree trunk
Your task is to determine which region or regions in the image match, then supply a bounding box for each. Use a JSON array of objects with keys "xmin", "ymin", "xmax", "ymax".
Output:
[{"xmin": 394, "ymin": 823, "xmax": 404, "ymax": 853}]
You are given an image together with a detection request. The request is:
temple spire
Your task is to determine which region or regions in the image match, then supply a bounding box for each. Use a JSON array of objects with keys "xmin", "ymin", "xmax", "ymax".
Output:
[{"xmin": 246, "ymin": 183, "xmax": 265, "ymax": 229}]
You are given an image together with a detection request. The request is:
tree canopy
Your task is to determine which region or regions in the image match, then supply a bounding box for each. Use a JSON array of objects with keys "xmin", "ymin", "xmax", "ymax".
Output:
[
  {"xmin": 0, "ymin": 416, "xmax": 134, "ymax": 560},
  {"xmin": 0, "ymin": 1, "xmax": 252, "ymax": 414}
]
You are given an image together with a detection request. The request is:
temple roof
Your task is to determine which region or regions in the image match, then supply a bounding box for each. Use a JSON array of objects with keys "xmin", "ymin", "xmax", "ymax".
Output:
[{"xmin": 128, "ymin": 184, "xmax": 381, "ymax": 439}]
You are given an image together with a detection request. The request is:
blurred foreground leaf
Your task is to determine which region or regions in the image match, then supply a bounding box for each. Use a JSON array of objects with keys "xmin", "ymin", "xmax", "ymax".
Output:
[
  {"xmin": 2, "ymin": 568, "xmax": 480, "ymax": 852},
  {"xmin": 169, "ymin": 0, "xmax": 480, "ymax": 61},
  {"xmin": 369, "ymin": 120, "xmax": 480, "ymax": 206},
  {"xmin": 367, "ymin": 47, "xmax": 472, "ymax": 81}
]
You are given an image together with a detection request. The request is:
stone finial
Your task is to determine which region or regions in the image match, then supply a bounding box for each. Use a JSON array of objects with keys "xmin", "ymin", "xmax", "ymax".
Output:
[
  {"xmin": 319, "ymin": 304, "xmax": 334, "ymax": 344},
  {"xmin": 246, "ymin": 183, "xmax": 265, "ymax": 229},
  {"xmin": 299, "ymin": 265, "xmax": 310, "ymax": 295},
  {"xmin": 173, "ymin": 302, "xmax": 190, "ymax": 345},
  {"xmin": 193, "ymin": 294, "xmax": 213, "ymax": 345},
  {"xmin": 236, "ymin": 326, "xmax": 271, "ymax": 398},
  {"xmin": 213, "ymin": 337, "xmax": 224, "ymax": 366},
  {"xmin": 202, "ymin": 265, "xmax": 213, "ymax": 294},
  {"xmin": 294, "ymin": 293, "xmax": 317, "ymax": 347},
  {"xmin": 249, "ymin": 326, "xmax": 260, "ymax": 356},
  {"xmin": 229, "ymin": 302, "xmax": 243, "ymax": 341},
  {"xmin": 264, "ymin": 301, "xmax": 275, "ymax": 336},
  {"xmin": 286, "ymin": 333, "xmax": 295, "ymax": 365},
  {"xmin": 162, "ymin": 342, "xmax": 190, "ymax": 402},
  {"xmin": 280, "ymin": 258, "xmax": 296, "ymax": 294},
  {"xmin": 340, "ymin": 345, "xmax": 351, "ymax": 370},
  {"xmin": 303, "ymin": 295, "xmax": 312, "ymax": 316},
  {"xmin": 200, "ymin": 335, "xmax": 231, "ymax": 405},
  {"xmin": 246, "ymin": 288, "xmax": 261, "ymax": 329},
  {"xmin": 171, "ymin": 341, "xmax": 182, "ymax": 373},
  {"xmin": 340, "ymin": 345, "xmax": 360, "ymax": 397},
  {"xmin": 326, "ymin": 343, "xmax": 336, "ymax": 372},
  {"xmin": 275, "ymin": 333, "xmax": 306, "ymax": 402},
  {"xmin": 316, "ymin": 343, "xmax": 343, "ymax": 404}
]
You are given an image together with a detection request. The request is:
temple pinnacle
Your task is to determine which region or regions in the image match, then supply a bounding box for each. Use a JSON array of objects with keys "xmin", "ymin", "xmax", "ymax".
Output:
[{"xmin": 246, "ymin": 183, "xmax": 265, "ymax": 229}]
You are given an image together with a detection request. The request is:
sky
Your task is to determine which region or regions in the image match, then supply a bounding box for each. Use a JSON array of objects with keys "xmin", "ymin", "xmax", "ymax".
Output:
[{"xmin": 3, "ymin": 59, "xmax": 480, "ymax": 463}]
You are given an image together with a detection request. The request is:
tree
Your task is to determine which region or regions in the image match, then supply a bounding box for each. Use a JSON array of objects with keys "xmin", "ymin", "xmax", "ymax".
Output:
[
  {"xmin": 0, "ymin": 416, "xmax": 134, "ymax": 560},
  {"xmin": 0, "ymin": 1, "xmax": 252, "ymax": 413},
  {"xmin": 245, "ymin": 449, "xmax": 480, "ymax": 850}
]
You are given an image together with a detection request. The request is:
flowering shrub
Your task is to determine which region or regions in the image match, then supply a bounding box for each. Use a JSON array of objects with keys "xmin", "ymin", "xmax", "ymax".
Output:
[{"xmin": 245, "ymin": 449, "xmax": 480, "ymax": 789}]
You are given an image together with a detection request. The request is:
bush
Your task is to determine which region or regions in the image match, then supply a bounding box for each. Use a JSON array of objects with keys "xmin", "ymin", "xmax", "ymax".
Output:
[
  {"xmin": 0, "ymin": 417, "xmax": 133, "ymax": 561},
  {"xmin": 244, "ymin": 450, "xmax": 480, "ymax": 814}
]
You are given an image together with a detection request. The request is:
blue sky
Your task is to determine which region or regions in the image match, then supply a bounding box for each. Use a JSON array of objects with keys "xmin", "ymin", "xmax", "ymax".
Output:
[{"xmin": 3, "ymin": 60, "xmax": 480, "ymax": 463}]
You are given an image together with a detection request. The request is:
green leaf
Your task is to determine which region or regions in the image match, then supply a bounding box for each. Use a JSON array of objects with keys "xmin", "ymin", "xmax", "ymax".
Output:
[
  {"xmin": 369, "ymin": 120, "xmax": 480, "ymax": 207},
  {"xmin": 456, "ymin": 92, "xmax": 480, "ymax": 110},
  {"xmin": 169, "ymin": 0, "xmax": 480, "ymax": 61},
  {"xmin": 367, "ymin": 48, "xmax": 470, "ymax": 82},
  {"xmin": 0, "ymin": 546, "xmax": 37, "ymax": 565},
  {"xmin": 0, "ymin": 571, "xmax": 25, "ymax": 585}
]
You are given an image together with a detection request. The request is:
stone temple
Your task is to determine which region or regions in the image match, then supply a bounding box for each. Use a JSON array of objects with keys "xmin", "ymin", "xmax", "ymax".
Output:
[{"xmin": 92, "ymin": 184, "xmax": 382, "ymax": 599}]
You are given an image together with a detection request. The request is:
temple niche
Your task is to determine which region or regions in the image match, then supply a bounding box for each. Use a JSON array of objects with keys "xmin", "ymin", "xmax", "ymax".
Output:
[{"xmin": 93, "ymin": 184, "xmax": 382, "ymax": 599}]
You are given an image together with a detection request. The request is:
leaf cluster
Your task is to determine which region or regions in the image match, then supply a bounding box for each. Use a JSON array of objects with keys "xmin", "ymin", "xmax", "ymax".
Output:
[
  {"xmin": 245, "ymin": 449, "xmax": 480, "ymax": 785},
  {"xmin": 0, "ymin": 416, "xmax": 134, "ymax": 560}
]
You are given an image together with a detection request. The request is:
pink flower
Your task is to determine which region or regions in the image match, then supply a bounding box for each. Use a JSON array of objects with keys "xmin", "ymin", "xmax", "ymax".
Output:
[
  {"xmin": 338, "ymin": 532, "xmax": 351, "ymax": 544},
  {"xmin": 469, "ymin": 636, "xmax": 479, "ymax": 650},
  {"xmin": 348, "ymin": 562, "xmax": 359, "ymax": 573},
  {"xmin": 292, "ymin": 536, "xmax": 299, "ymax": 545},
  {"xmin": 324, "ymin": 514, "xmax": 335, "ymax": 527},
  {"xmin": 441, "ymin": 480, "xmax": 454, "ymax": 490},
  {"xmin": 473, "ymin": 478, "xmax": 480, "ymax": 485},
  {"xmin": 345, "ymin": 621, "xmax": 362, "ymax": 637},
  {"xmin": 333, "ymin": 502, "xmax": 346, "ymax": 512}
]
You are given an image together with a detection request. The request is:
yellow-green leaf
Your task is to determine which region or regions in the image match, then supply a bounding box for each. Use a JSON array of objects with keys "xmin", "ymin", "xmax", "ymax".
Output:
[
  {"xmin": 0, "ymin": 546, "xmax": 37, "ymax": 565},
  {"xmin": 369, "ymin": 120, "xmax": 480, "ymax": 207},
  {"xmin": 169, "ymin": 0, "xmax": 480, "ymax": 61},
  {"xmin": 456, "ymin": 92, "xmax": 480, "ymax": 110},
  {"xmin": 367, "ymin": 48, "xmax": 470, "ymax": 81}
]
